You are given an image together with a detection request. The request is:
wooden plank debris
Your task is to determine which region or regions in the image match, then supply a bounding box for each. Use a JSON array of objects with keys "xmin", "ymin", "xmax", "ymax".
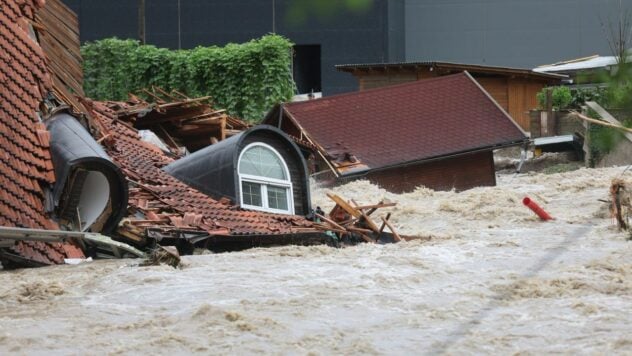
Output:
[
  {"xmin": 316, "ymin": 193, "xmax": 402, "ymax": 244},
  {"xmin": 380, "ymin": 216, "xmax": 402, "ymax": 242},
  {"xmin": 113, "ymin": 87, "xmax": 250, "ymax": 153}
]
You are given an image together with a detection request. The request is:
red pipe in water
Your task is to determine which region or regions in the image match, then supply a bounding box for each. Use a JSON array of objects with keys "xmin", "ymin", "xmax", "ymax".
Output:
[{"xmin": 523, "ymin": 197, "xmax": 553, "ymax": 221}]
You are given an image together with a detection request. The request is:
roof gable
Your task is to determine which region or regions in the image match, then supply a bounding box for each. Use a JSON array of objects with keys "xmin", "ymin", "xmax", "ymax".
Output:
[{"xmin": 283, "ymin": 72, "xmax": 527, "ymax": 172}]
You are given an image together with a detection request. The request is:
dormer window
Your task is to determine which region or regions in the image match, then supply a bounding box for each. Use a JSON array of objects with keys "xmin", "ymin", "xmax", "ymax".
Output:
[{"xmin": 238, "ymin": 143, "xmax": 294, "ymax": 214}]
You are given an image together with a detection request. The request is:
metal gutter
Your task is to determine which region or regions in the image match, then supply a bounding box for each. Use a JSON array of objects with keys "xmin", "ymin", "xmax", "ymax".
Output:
[{"xmin": 0, "ymin": 226, "xmax": 145, "ymax": 258}]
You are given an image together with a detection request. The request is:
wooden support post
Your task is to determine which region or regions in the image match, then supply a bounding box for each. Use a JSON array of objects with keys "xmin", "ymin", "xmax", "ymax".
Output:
[
  {"xmin": 583, "ymin": 120, "xmax": 591, "ymax": 167},
  {"xmin": 220, "ymin": 116, "xmax": 227, "ymax": 141}
]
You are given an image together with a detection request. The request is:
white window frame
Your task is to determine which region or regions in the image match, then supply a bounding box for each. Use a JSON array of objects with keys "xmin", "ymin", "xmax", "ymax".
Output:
[{"xmin": 238, "ymin": 142, "xmax": 294, "ymax": 215}]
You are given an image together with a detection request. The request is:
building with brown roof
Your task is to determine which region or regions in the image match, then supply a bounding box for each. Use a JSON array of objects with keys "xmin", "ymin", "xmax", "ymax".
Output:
[
  {"xmin": 336, "ymin": 61, "xmax": 565, "ymax": 131},
  {"xmin": 264, "ymin": 72, "xmax": 528, "ymax": 193}
]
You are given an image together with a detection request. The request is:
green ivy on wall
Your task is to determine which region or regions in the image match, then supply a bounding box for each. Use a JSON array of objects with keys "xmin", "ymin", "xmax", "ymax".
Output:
[{"xmin": 81, "ymin": 35, "xmax": 296, "ymax": 122}]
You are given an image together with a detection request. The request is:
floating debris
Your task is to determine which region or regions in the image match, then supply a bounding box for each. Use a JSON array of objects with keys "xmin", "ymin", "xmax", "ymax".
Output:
[{"xmin": 141, "ymin": 246, "xmax": 181, "ymax": 268}]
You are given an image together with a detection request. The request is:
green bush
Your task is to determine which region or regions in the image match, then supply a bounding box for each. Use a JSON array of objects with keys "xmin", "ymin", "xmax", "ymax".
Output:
[
  {"xmin": 536, "ymin": 86, "xmax": 572, "ymax": 110},
  {"xmin": 569, "ymin": 86, "xmax": 608, "ymax": 108},
  {"xmin": 81, "ymin": 35, "xmax": 296, "ymax": 122}
]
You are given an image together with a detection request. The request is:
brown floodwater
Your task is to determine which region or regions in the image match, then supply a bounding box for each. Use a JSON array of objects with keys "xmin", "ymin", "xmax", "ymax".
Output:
[{"xmin": 1, "ymin": 167, "xmax": 630, "ymax": 354}]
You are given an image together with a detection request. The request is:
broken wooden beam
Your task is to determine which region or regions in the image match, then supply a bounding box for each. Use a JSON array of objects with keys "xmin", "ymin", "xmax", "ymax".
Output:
[{"xmin": 381, "ymin": 216, "xmax": 402, "ymax": 242}]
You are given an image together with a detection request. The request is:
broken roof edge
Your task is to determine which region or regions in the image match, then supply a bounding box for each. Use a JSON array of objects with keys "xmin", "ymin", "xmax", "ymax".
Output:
[
  {"xmin": 264, "ymin": 104, "xmax": 341, "ymax": 178},
  {"xmin": 339, "ymin": 139, "xmax": 528, "ymax": 178},
  {"xmin": 336, "ymin": 60, "xmax": 567, "ymax": 80}
]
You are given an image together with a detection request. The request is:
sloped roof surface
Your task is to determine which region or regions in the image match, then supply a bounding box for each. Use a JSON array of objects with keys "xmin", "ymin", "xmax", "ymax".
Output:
[
  {"xmin": 0, "ymin": 0, "xmax": 84, "ymax": 264},
  {"xmin": 88, "ymin": 100, "xmax": 315, "ymax": 237},
  {"xmin": 284, "ymin": 72, "xmax": 527, "ymax": 171}
]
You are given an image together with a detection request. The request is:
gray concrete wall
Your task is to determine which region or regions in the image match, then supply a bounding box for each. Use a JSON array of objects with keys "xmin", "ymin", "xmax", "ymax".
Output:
[{"xmin": 405, "ymin": 0, "xmax": 632, "ymax": 68}]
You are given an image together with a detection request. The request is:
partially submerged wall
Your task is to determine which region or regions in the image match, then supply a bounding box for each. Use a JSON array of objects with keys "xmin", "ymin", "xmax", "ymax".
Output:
[{"xmin": 358, "ymin": 151, "xmax": 496, "ymax": 193}]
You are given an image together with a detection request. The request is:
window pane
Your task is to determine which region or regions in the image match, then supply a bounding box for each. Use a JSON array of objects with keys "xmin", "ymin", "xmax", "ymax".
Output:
[
  {"xmin": 242, "ymin": 181, "xmax": 262, "ymax": 207},
  {"xmin": 267, "ymin": 185, "xmax": 289, "ymax": 211},
  {"xmin": 239, "ymin": 146, "xmax": 287, "ymax": 180}
]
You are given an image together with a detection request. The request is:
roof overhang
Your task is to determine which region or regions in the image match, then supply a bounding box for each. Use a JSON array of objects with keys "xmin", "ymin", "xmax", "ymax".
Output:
[
  {"xmin": 336, "ymin": 61, "xmax": 567, "ymax": 81},
  {"xmin": 338, "ymin": 139, "xmax": 528, "ymax": 178}
]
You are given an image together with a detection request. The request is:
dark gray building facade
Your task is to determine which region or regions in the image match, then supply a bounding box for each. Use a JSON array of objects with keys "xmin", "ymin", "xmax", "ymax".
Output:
[
  {"xmin": 405, "ymin": 0, "xmax": 632, "ymax": 68},
  {"xmin": 64, "ymin": 0, "xmax": 630, "ymax": 95},
  {"xmin": 63, "ymin": 0, "xmax": 405, "ymax": 95}
]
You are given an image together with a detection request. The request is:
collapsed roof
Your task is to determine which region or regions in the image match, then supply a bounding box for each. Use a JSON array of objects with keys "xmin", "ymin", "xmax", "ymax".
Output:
[
  {"xmin": 84, "ymin": 99, "xmax": 323, "ymax": 249},
  {"xmin": 110, "ymin": 88, "xmax": 250, "ymax": 153},
  {"xmin": 264, "ymin": 72, "xmax": 528, "ymax": 176},
  {"xmin": 0, "ymin": 0, "xmax": 328, "ymax": 266}
]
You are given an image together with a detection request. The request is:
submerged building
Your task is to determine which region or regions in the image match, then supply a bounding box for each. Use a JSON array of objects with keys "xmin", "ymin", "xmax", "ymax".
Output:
[{"xmin": 264, "ymin": 72, "xmax": 528, "ymax": 193}]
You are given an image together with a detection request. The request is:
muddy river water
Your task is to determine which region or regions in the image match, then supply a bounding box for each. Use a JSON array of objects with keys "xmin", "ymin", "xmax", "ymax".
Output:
[{"xmin": 1, "ymin": 167, "xmax": 630, "ymax": 354}]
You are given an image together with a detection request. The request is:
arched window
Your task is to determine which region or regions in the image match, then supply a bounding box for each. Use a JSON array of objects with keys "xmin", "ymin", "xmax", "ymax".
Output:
[{"xmin": 238, "ymin": 143, "xmax": 294, "ymax": 214}]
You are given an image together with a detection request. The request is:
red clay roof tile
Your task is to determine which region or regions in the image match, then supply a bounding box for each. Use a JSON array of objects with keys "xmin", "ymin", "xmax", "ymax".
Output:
[{"xmin": 0, "ymin": 0, "xmax": 84, "ymax": 266}]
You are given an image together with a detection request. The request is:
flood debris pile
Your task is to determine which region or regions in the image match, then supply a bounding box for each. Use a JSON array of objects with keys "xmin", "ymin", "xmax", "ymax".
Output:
[
  {"xmin": 82, "ymin": 99, "xmax": 329, "ymax": 252},
  {"xmin": 313, "ymin": 193, "xmax": 404, "ymax": 245},
  {"xmin": 107, "ymin": 87, "xmax": 250, "ymax": 153}
]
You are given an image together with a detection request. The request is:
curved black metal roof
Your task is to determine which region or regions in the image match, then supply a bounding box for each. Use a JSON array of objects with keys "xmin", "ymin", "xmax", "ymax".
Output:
[{"xmin": 163, "ymin": 125, "xmax": 311, "ymax": 210}]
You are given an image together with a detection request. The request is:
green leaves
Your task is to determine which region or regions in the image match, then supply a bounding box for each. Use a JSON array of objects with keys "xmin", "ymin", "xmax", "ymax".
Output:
[
  {"xmin": 536, "ymin": 86, "xmax": 572, "ymax": 110},
  {"xmin": 81, "ymin": 35, "xmax": 295, "ymax": 122}
]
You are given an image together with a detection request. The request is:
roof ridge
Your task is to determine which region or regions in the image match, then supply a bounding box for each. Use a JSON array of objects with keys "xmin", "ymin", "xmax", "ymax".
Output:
[{"xmin": 286, "ymin": 72, "xmax": 468, "ymax": 108}]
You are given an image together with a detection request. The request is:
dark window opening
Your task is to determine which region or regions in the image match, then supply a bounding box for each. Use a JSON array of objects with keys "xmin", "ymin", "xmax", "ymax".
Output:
[{"xmin": 293, "ymin": 44, "xmax": 321, "ymax": 94}]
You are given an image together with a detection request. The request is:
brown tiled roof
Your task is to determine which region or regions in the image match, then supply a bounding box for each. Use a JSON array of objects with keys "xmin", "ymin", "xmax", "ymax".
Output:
[
  {"xmin": 283, "ymin": 72, "xmax": 528, "ymax": 173},
  {"xmin": 0, "ymin": 0, "xmax": 84, "ymax": 265},
  {"xmin": 87, "ymin": 100, "xmax": 317, "ymax": 238}
]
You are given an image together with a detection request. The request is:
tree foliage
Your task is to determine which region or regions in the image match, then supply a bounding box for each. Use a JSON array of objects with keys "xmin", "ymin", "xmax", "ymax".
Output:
[
  {"xmin": 536, "ymin": 86, "xmax": 572, "ymax": 110},
  {"xmin": 82, "ymin": 35, "xmax": 295, "ymax": 121}
]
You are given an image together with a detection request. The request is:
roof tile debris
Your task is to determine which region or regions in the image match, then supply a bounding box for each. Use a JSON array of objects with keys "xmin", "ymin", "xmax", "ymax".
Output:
[
  {"xmin": 0, "ymin": 0, "xmax": 85, "ymax": 266},
  {"xmin": 85, "ymin": 99, "xmax": 317, "ymax": 243},
  {"xmin": 279, "ymin": 72, "xmax": 528, "ymax": 173},
  {"xmin": 113, "ymin": 88, "xmax": 250, "ymax": 153}
]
